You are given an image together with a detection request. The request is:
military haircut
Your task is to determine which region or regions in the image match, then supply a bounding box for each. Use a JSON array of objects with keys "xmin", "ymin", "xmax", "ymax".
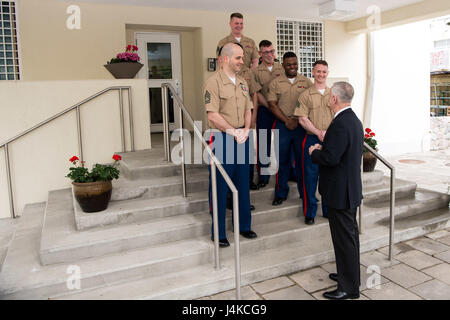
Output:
[
  {"xmin": 282, "ymin": 51, "xmax": 297, "ymax": 60},
  {"xmin": 230, "ymin": 12, "xmax": 243, "ymax": 20},
  {"xmin": 220, "ymin": 42, "xmax": 243, "ymax": 58},
  {"xmin": 259, "ymin": 40, "xmax": 272, "ymax": 49},
  {"xmin": 313, "ymin": 60, "xmax": 328, "ymax": 68}
]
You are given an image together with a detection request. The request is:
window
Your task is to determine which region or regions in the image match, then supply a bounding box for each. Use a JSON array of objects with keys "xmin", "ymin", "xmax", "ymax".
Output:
[
  {"xmin": 434, "ymin": 39, "xmax": 450, "ymax": 50},
  {"xmin": 0, "ymin": 1, "xmax": 19, "ymax": 80},
  {"xmin": 277, "ymin": 20, "xmax": 323, "ymax": 78}
]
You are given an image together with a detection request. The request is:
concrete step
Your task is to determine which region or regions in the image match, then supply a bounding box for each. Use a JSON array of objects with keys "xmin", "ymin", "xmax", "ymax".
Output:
[
  {"xmin": 363, "ymin": 189, "xmax": 450, "ymax": 228},
  {"xmin": 51, "ymin": 206, "xmax": 450, "ymax": 300},
  {"xmin": 73, "ymin": 173, "xmax": 416, "ymax": 231},
  {"xmin": 40, "ymin": 188, "xmax": 304, "ymax": 265}
]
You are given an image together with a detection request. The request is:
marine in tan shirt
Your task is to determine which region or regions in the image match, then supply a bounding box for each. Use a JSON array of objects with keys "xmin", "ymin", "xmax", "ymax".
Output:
[
  {"xmin": 295, "ymin": 60, "xmax": 333, "ymax": 225},
  {"xmin": 204, "ymin": 42, "xmax": 257, "ymax": 245},
  {"xmin": 216, "ymin": 12, "xmax": 259, "ymax": 78}
]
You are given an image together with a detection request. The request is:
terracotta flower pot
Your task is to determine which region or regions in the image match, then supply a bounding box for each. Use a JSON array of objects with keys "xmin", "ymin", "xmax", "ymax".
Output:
[
  {"xmin": 104, "ymin": 62, "xmax": 143, "ymax": 79},
  {"xmin": 72, "ymin": 180, "xmax": 112, "ymax": 213},
  {"xmin": 363, "ymin": 151, "xmax": 378, "ymax": 172}
]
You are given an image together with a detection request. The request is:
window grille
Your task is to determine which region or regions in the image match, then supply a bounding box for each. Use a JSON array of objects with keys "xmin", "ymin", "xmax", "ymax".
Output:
[
  {"xmin": 434, "ymin": 39, "xmax": 450, "ymax": 50},
  {"xmin": 277, "ymin": 20, "xmax": 323, "ymax": 78},
  {"xmin": 0, "ymin": 1, "xmax": 19, "ymax": 80}
]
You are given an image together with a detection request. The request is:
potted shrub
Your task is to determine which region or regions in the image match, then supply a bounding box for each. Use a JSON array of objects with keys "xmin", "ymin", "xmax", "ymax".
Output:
[
  {"xmin": 363, "ymin": 128, "xmax": 378, "ymax": 172},
  {"xmin": 67, "ymin": 154, "xmax": 122, "ymax": 212},
  {"xmin": 104, "ymin": 45, "xmax": 143, "ymax": 79}
]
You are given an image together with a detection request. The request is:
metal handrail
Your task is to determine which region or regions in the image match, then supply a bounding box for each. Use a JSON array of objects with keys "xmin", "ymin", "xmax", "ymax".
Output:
[
  {"xmin": 161, "ymin": 83, "xmax": 242, "ymax": 300},
  {"xmin": 361, "ymin": 142, "xmax": 396, "ymax": 261},
  {"xmin": 0, "ymin": 86, "xmax": 135, "ymax": 219}
]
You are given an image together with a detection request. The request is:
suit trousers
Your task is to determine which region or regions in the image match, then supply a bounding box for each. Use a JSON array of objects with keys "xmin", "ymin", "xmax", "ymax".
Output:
[
  {"xmin": 208, "ymin": 131, "xmax": 252, "ymax": 240},
  {"xmin": 327, "ymin": 206, "xmax": 361, "ymax": 295},
  {"xmin": 255, "ymin": 106, "xmax": 274, "ymax": 184}
]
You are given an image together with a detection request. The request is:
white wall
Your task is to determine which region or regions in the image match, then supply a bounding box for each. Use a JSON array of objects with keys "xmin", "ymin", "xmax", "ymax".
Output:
[
  {"xmin": 0, "ymin": 80, "xmax": 150, "ymax": 219},
  {"xmin": 371, "ymin": 20, "xmax": 431, "ymax": 156}
]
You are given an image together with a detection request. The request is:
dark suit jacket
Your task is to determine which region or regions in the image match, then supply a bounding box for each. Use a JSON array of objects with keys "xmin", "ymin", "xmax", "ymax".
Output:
[{"xmin": 311, "ymin": 108, "xmax": 364, "ymax": 210}]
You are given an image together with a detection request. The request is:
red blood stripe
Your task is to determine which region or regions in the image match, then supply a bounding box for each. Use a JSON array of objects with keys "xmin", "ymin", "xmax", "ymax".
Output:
[{"xmin": 301, "ymin": 135, "xmax": 308, "ymax": 217}]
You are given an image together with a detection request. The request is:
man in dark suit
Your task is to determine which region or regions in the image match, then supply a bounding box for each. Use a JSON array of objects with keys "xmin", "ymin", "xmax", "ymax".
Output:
[{"xmin": 309, "ymin": 81, "xmax": 364, "ymax": 300}]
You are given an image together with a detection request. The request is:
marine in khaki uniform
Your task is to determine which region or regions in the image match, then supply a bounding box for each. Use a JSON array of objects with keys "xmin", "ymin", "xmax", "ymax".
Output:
[
  {"xmin": 216, "ymin": 12, "xmax": 259, "ymax": 82},
  {"xmin": 267, "ymin": 52, "xmax": 313, "ymax": 206},
  {"xmin": 294, "ymin": 60, "xmax": 334, "ymax": 225},
  {"xmin": 204, "ymin": 43, "xmax": 257, "ymax": 247},
  {"xmin": 249, "ymin": 40, "xmax": 284, "ymax": 189}
]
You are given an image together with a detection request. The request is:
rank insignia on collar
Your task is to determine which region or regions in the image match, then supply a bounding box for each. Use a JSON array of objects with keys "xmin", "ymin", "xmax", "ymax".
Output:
[
  {"xmin": 298, "ymin": 86, "xmax": 306, "ymax": 89},
  {"xmin": 205, "ymin": 90, "xmax": 211, "ymax": 104}
]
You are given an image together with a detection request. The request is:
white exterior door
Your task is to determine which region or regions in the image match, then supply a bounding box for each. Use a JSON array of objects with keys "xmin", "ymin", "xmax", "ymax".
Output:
[{"xmin": 136, "ymin": 32, "xmax": 183, "ymax": 133}]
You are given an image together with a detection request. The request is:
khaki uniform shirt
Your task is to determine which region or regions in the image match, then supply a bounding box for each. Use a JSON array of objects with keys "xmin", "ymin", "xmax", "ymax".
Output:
[
  {"xmin": 217, "ymin": 34, "xmax": 258, "ymax": 74},
  {"xmin": 266, "ymin": 73, "xmax": 313, "ymax": 117},
  {"xmin": 294, "ymin": 86, "xmax": 334, "ymax": 134},
  {"xmin": 203, "ymin": 70, "xmax": 253, "ymax": 130},
  {"xmin": 250, "ymin": 62, "xmax": 284, "ymax": 99}
]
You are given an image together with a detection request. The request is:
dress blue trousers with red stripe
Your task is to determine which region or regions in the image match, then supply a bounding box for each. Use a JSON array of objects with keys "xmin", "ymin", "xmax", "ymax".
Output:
[
  {"xmin": 255, "ymin": 105, "xmax": 275, "ymax": 184},
  {"xmin": 208, "ymin": 131, "xmax": 252, "ymax": 240},
  {"xmin": 302, "ymin": 134, "xmax": 328, "ymax": 218},
  {"xmin": 273, "ymin": 121, "xmax": 305, "ymax": 200}
]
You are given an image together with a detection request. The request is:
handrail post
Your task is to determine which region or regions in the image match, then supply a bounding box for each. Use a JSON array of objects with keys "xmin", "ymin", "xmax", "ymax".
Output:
[
  {"xmin": 4, "ymin": 144, "xmax": 15, "ymax": 219},
  {"xmin": 76, "ymin": 106, "xmax": 83, "ymax": 162},
  {"xmin": 211, "ymin": 162, "xmax": 220, "ymax": 270},
  {"xmin": 389, "ymin": 167, "xmax": 396, "ymax": 261},
  {"xmin": 161, "ymin": 86, "xmax": 170, "ymax": 162},
  {"xmin": 232, "ymin": 189, "xmax": 242, "ymax": 300},
  {"xmin": 119, "ymin": 88, "xmax": 126, "ymax": 152},
  {"xmin": 128, "ymin": 88, "xmax": 135, "ymax": 152},
  {"xmin": 178, "ymin": 100, "xmax": 187, "ymax": 198}
]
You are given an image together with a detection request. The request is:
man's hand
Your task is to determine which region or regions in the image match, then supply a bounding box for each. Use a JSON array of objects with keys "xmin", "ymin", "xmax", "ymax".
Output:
[
  {"xmin": 234, "ymin": 128, "xmax": 249, "ymax": 144},
  {"xmin": 308, "ymin": 143, "xmax": 322, "ymax": 155},
  {"xmin": 318, "ymin": 130, "xmax": 326, "ymax": 142},
  {"xmin": 285, "ymin": 117, "xmax": 298, "ymax": 131}
]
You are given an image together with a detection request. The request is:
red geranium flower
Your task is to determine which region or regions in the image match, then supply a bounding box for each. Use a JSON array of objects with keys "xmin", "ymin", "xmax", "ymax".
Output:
[
  {"xmin": 365, "ymin": 128, "xmax": 372, "ymax": 133},
  {"xmin": 132, "ymin": 45, "xmax": 138, "ymax": 51},
  {"xmin": 127, "ymin": 45, "xmax": 132, "ymax": 51},
  {"xmin": 370, "ymin": 132, "xmax": 375, "ymax": 137},
  {"xmin": 365, "ymin": 134, "xmax": 370, "ymax": 138},
  {"xmin": 113, "ymin": 154, "xmax": 122, "ymax": 161},
  {"xmin": 69, "ymin": 156, "xmax": 79, "ymax": 163}
]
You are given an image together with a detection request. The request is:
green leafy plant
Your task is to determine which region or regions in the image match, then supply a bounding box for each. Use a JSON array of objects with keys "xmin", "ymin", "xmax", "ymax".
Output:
[
  {"xmin": 364, "ymin": 128, "xmax": 377, "ymax": 152},
  {"xmin": 66, "ymin": 155, "xmax": 121, "ymax": 183}
]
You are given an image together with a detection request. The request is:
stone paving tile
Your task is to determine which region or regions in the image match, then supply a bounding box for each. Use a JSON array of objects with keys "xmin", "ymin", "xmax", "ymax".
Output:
[
  {"xmin": 250, "ymin": 276, "xmax": 294, "ymax": 295},
  {"xmin": 319, "ymin": 262, "xmax": 336, "ymax": 274},
  {"xmin": 209, "ymin": 286, "xmax": 261, "ymax": 300},
  {"xmin": 289, "ymin": 267, "xmax": 336, "ymax": 293},
  {"xmin": 421, "ymin": 263, "xmax": 450, "ymax": 285},
  {"xmin": 410, "ymin": 279, "xmax": 450, "ymax": 300},
  {"xmin": 360, "ymin": 265, "xmax": 390, "ymax": 291},
  {"xmin": 393, "ymin": 250, "xmax": 442, "ymax": 270},
  {"xmin": 312, "ymin": 287, "xmax": 370, "ymax": 300},
  {"xmin": 381, "ymin": 264, "xmax": 432, "ymax": 288},
  {"xmin": 435, "ymin": 235, "xmax": 450, "ymax": 246},
  {"xmin": 360, "ymin": 250, "xmax": 400, "ymax": 269},
  {"xmin": 425, "ymin": 230, "xmax": 449, "ymax": 240},
  {"xmin": 433, "ymin": 250, "xmax": 450, "ymax": 263},
  {"xmin": 263, "ymin": 285, "xmax": 315, "ymax": 300},
  {"xmin": 404, "ymin": 237, "xmax": 449, "ymax": 255},
  {"xmin": 362, "ymin": 281, "xmax": 423, "ymax": 300},
  {"xmin": 377, "ymin": 242, "xmax": 416, "ymax": 257}
]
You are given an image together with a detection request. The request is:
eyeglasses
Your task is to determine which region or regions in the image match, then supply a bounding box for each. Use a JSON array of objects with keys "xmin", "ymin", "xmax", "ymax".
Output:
[{"xmin": 261, "ymin": 50, "xmax": 275, "ymax": 55}]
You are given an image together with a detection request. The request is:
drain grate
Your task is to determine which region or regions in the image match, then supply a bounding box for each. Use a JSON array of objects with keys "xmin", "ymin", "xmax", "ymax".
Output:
[{"xmin": 398, "ymin": 159, "xmax": 426, "ymax": 164}]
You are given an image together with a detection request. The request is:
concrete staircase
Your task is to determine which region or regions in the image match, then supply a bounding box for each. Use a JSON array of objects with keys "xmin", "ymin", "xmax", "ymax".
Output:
[{"xmin": 0, "ymin": 147, "xmax": 449, "ymax": 300}]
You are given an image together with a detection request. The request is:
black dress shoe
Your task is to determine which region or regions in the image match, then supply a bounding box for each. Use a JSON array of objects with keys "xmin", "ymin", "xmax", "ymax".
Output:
[
  {"xmin": 250, "ymin": 204, "xmax": 255, "ymax": 211},
  {"xmin": 323, "ymin": 289, "xmax": 359, "ymax": 300},
  {"xmin": 272, "ymin": 197, "xmax": 286, "ymax": 206},
  {"xmin": 257, "ymin": 181, "xmax": 268, "ymax": 189},
  {"xmin": 305, "ymin": 217, "xmax": 315, "ymax": 225},
  {"xmin": 211, "ymin": 236, "xmax": 230, "ymax": 248},
  {"xmin": 250, "ymin": 182, "xmax": 259, "ymax": 190},
  {"xmin": 329, "ymin": 273, "xmax": 338, "ymax": 282},
  {"xmin": 240, "ymin": 230, "xmax": 257, "ymax": 239}
]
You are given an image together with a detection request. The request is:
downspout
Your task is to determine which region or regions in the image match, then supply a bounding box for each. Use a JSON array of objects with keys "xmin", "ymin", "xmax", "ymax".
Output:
[{"xmin": 363, "ymin": 32, "xmax": 375, "ymax": 127}]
